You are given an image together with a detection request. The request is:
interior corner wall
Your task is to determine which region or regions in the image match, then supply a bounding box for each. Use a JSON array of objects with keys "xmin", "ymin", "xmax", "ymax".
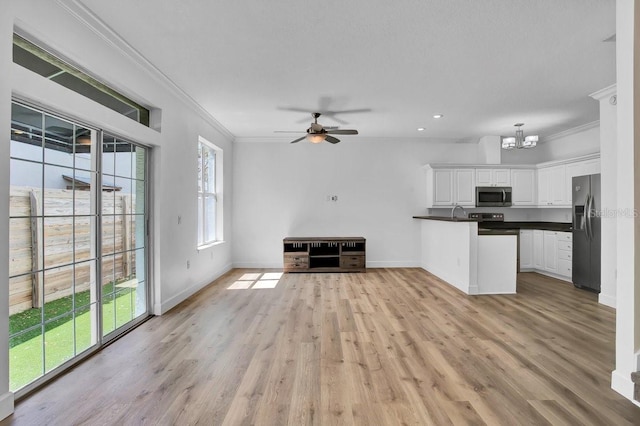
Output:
[
  {"xmin": 1, "ymin": 3, "xmax": 234, "ymax": 417},
  {"xmin": 231, "ymin": 138, "xmax": 483, "ymax": 268}
]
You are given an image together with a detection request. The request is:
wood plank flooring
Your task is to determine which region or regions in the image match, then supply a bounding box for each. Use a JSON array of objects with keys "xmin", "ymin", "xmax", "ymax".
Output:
[{"xmin": 2, "ymin": 268, "xmax": 640, "ymax": 425}]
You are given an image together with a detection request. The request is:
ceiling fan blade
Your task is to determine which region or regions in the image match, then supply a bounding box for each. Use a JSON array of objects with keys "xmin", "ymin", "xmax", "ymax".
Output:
[
  {"xmin": 324, "ymin": 108, "xmax": 372, "ymax": 115},
  {"xmin": 274, "ymin": 131, "xmax": 305, "ymax": 133},
  {"xmin": 325, "ymin": 135, "xmax": 340, "ymax": 144},
  {"xmin": 326, "ymin": 129, "xmax": 358, "ymax": 135},
  {"xmin": 290, "ymin": 136, "xmax": 307, "ymax": 144}
]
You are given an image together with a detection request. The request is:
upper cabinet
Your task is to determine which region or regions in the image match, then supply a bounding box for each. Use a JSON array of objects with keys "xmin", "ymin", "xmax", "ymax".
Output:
[
  {"xmin": 425, "ymin": 167, "xmax": 475, "ymax": 208},
  {"xmin": 454, "ymin": 169, "xmax": 475, "ymax": 206},
  {"xmin": 424, "ymin": 154, "xmax": 599, "ymax": 209},
  {"xmin": 476, "ymin": 169, "xmax": 511, "ymax": 187},
  {"xmin": 537, "ymin": 165, "xmax": 568, "ymax": 207},
  {"xmin": 427, "ymin": 168, "xmax": 453, "ymax": 207},
  {"xmin": 565, "ymin": 158, "xmax": 601, "ymax": 203},
  {"xmin": 537, "ymin": 156, "xmax": 600, "ymax": 207},
  {"xmin": 511, "ymin": 169, "xmax": 536, "ymax": 206}
]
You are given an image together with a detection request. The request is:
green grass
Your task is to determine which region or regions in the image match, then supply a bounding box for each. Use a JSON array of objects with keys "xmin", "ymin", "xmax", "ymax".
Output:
[{"xmin": 9, "ymin": 284, "xmax": 138, "ymax": 391}]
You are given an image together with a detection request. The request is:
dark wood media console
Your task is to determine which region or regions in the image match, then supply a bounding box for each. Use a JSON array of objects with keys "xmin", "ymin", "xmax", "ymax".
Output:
[{"xmin": 283, "ymin": 237, "xmax": 366, "ymax": 273}]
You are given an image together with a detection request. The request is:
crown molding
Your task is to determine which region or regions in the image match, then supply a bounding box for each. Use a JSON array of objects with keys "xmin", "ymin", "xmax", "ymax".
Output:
[
  {"xmin": 542, "ymin": 120, "xmax": 600, "ymax": 143},
  {"xmin": 589, "ymin": 84, "xmax": 617, "ymax": 101},
  {"xmin": 54, "ymin": 0, "xmax": 235, "ymax": 142}
]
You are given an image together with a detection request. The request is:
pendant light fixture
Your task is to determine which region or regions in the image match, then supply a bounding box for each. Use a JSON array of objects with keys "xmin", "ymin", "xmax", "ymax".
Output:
[{"xmin": 502, "ymin": 123, "xmax": 538, "ymax": 149}]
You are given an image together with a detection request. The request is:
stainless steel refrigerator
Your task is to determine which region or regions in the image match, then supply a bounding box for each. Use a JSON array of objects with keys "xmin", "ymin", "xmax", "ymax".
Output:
[{"xmin": 572, "ymin": 174, "xmax": 601, "ymax": 292}]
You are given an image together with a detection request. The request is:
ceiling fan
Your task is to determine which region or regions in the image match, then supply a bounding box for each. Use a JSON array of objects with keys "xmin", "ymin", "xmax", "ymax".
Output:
[{"xmin": 276, "ymin": 112, "xmax": 359, "ymax": 144}]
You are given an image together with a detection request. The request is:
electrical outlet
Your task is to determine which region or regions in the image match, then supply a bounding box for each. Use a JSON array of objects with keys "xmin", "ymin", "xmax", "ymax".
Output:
[
  {"xmin": 178, "ymin": 215, "xmax": 182, "ymax": 225},
  {"xmin": 187, "ymin": 260, "xmax": 190, "ymax": 269},
  {"xmin": 331, "ymin": 195, "xmax": 338, "ymax": 202}
]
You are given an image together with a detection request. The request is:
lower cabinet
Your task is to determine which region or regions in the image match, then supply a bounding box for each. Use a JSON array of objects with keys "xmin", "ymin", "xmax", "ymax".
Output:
[
  {"xmin": 521, "ymin": 230, "xmax": 572, "ymax": 282},
  {"xmin": 543, "ymin": 231, "xmax": 558, "ymax": 273},
  {"xmin": 283, "ymin": 237, "xmax": 366, "ymax": 273},
  {"xmin": 519, "ymin": 230, "xmax": 533, "ymax": 269},
  {"xmin": 533, "ymin": 230, "xmax": 544, "ymax": 270}
]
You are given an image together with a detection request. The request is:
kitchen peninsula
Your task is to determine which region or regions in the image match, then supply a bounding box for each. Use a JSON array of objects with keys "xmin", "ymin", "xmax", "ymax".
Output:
[{"xmin": 413, "ymin": 216, "xmax": 517, "ymax": 295}]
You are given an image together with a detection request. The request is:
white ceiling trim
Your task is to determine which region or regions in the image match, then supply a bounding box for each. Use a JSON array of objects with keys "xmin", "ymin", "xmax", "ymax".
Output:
[
  {"xmin": 54, "ymin": 0, "xmax": 235, "ymax": 141},
  {"xmin": 542, "ymin": 120, "xmax": 600, "ymax": 143},
  {"xmin": 234, "ymin": 136, "xmax": 465, "ymax": 144}
]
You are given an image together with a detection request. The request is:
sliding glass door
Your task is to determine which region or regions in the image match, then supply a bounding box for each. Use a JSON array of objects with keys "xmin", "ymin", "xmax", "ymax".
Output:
[{"xmin": 8, "ymin": 101, "xmax": 149, "ymax": 394}]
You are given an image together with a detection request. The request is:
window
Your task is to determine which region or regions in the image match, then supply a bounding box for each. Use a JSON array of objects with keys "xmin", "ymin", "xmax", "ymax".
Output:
[
  {"xmin": 13, "ymin": 34, "xmax": 150, "ymax": 126},
  {"xmin": 197, "ymin": 137, "xmax": 223, "ymax": 247}
]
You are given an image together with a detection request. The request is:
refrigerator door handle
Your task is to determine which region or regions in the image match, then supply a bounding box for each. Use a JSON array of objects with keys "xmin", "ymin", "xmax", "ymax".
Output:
[{"xmin": 586, "ymin": 193, "xmax": 593, "ymax": 241}]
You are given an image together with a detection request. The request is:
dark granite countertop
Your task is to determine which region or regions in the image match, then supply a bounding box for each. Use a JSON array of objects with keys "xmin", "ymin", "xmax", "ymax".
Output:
[
  {"xmin": 412, "ymin": 216, "xmax": 478, "ymax": 222},
  {"xmin": 413, "ymin": 216, "xmax": 572, "ymax": 231}
]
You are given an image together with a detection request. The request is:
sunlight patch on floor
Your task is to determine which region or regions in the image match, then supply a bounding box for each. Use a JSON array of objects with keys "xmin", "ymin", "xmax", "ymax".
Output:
[{"xmin": 227, "ymin": 272, "xmax": 283, "ymax": 290}]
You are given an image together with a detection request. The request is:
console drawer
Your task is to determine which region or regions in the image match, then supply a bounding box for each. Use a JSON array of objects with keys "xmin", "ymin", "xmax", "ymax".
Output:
[{"xmin": 340, "ymin": 255, "xmax": 365, "ymax": 269}]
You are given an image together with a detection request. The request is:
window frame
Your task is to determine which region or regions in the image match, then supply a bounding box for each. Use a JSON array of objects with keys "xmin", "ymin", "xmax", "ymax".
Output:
[{"xmin": 197, "ymin": 136, "xmax": 223, "ymax": 248}]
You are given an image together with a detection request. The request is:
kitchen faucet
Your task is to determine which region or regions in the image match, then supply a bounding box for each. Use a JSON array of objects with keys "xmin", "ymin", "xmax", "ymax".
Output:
[{"xmin": 451, "ymin": 204, "xmax": 467, "ymax": 219}]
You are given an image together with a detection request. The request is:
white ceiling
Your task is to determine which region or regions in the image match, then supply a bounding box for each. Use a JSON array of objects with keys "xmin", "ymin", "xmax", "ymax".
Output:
[{"xmin": 77, "ymin": 0, "xmax": 616, "ymax": 142}]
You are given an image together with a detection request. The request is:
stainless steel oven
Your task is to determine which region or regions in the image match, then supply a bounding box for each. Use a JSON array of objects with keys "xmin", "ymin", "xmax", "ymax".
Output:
[{"xmin": 476, "ymin": 186, "xmax": 512, "ymax": 207}]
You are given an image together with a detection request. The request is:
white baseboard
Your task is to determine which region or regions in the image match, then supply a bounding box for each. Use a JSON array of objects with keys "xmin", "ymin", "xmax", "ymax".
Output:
[
  {"xmin": 0, "ymin": 391, "xmax": 14, "ymax": 421},
  {"xmin": 232, "ymin": 262, "xmax": 282, "ymax": 269},
  {"xmin": 598, "ymin": 293, "xmax": 616, "ymax": 309},
  {"xmin": 366, "ymin": 260, "xmax": 421, "ymax": 268},
  {"xmin": 231, "ymin": 261, "xmax": 422, "ymax": 269},
  {"xmin": 611, "ymin": 369, "xmax": 639, "ymax": 406},
  {"xmin": 157, "ymin": 263, "xmax": 233, "ymax": 315}
]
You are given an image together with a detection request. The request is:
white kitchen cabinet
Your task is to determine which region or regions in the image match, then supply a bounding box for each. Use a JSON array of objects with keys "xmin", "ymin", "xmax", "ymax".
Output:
[
  {"xmin": 454, "ymin": 169, "xmax": 475, "ymax": 206},
  {"xmin": 527, "ymin": 230, "xmax": 572, "ymax": 282},
  {"xmin": 565, "ymin": 158, "xmax": 600, "ymax": 205},
  {"xmin": 476, "ymin": 168, "xmax": 511, "ymax": 187},
  {"xmin": 543, "ymin": 231, "xmax": 558, "ymax": 273},
  {"xmin": 520, "ymin": 230, "xmax": 533, "ymax": 269},
  {"xmin": 538, "ymin": 165, "xmax": 569, "ymax": 207},
  {"xmin": 426, "ymin": 168, "xmax": 453, "ymax": 207},
  {"xmin": 556, "ymin": 232, "xmax": 573, "ymax": 279},
  {"xmin": 426, "ymin": 167, "xmax": 476, "ymax": 207},
  {"xmin": 511, "ymin": 169, "xmax": 536, "ymax": 206},
  {"xmin": 533, "ymin": 230, "xmax": 544, "ymax": 269}
]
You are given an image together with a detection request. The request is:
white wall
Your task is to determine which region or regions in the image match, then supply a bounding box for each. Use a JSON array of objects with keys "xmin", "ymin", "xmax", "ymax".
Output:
[
  {"xmin": 232, "ymin": 138, "xmax": 483, "ymax": 268},
  {"xmin": 591, "ymin": 85, "xmax": 618, "ymax": 309},
  {"xmin": 611, "ymin": 0, "xmax": 640, "ymax": 404},
  {"xmin": 1, "ymin": 2, "xmax": 235, "ymax": 418}
]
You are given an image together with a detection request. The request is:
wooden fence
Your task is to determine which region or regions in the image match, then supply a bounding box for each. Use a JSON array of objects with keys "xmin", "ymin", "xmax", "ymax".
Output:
[{"xmin": 9, "ymin": 186, "xmax": 138, "ymax": 315}]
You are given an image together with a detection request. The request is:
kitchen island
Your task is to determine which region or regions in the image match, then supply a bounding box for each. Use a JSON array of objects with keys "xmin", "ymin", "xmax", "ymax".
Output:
[{"xmin": 413, "ymin": 216, "xmax": 517, "ymax": 295}]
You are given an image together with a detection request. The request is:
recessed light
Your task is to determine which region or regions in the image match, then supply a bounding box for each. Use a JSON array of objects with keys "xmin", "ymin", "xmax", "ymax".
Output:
[
  {"xmin": 417, "ymin": 127, "xmax": 425, "ymax": 131},
  {"xmin": 433, "ymin": 114, "xmax": 444, "ymax": 119}
]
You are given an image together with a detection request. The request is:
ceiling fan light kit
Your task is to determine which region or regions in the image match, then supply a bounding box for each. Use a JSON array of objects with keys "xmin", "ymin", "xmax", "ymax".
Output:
[
  {"xmin": 501, "ymin": 123, "xmax": 538, "ymax": 150},
  {"xmin": 307, "ymin": 134, "xmax": 327, "ymax": 143},
  {"xmin": 279, "ymin": 112, "xmax": 359, "ymax": 144}
]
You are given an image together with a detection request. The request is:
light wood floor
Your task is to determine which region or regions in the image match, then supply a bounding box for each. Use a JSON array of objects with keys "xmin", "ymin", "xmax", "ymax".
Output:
[{"xmin": 2, "ymin": 268, "xmax": 640, "ymax": 425}]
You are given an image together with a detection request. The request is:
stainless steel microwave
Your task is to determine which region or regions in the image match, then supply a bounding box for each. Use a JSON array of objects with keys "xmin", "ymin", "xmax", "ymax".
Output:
[{"xmin": 476, "ymin": 186, "xmax": 512, "ymax": 207}]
